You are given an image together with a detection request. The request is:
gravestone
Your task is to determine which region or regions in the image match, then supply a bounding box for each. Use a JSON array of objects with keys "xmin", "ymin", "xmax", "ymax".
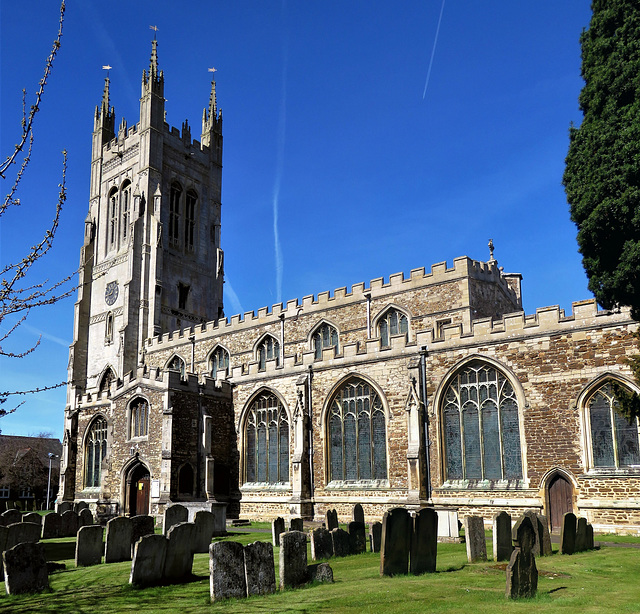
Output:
[
  {"xmin": 22, "ymin": 512, "xmax": 42, "ymax": 527},
  {"xmin": 42, "ymin": 512, "xmax": 61, "ymax": 539},
  {"xmin": 348, "ymin": 521, "xmax": 366, "ymax": 555},
  {"xmin": 369, "ymin": 521, "xmax": 382, "ymax": 553},
  {"xmin": 380, "ymin": 507, "xmax": 412, "ymax": 577},
  {"xmin": 506, "ymin": 516, "xmax": 538, "ymax": 599},
  {"xmin": 411, "ymin": 507, "xmax": 438, "ymax": 574},
  {"xmin": 272, "ymin": 517, "xmax": 285, "ymax": 547},
  {"xmin": 164, "ymin": 522, "xmax": 195, "ymax": 580},
  {"xmin": 0, "ymin": 515, "xmax": 5, "ymax": 526},
  {"xmin": 575, "ymin": 517, "xmax": 587, "ymax": 553},
  {"xmin": 130, "ymin": 515, "xmax": 155, "ymax": 557},
  {"xmin": 523, "ymin": 511, "xmax": 542, "ymax": 557},
  {"xmin": 60, "ymin": 510, "xmax": 79, "ymax": 538},
  {"xmin": 311, "ymin": 527, "xmax": 333, "ymax": 560},
  {"xmin": 279, "ymin": 530, "xmax": 308, "ymax": 589},
  {"xmin": 325, "ymin": 509, "xmax": 339, "ymax": 531},
  {"xmin": 56, "ymin": 501, "xmax": 72, "ymax": 514},
  {"xmin": 209, "ymin": 541, "xmax": 246, "ymax": 601},
  {"xmin": 104, "ymin": 516, "xmax": 133, "ymax": 563},
  {"xmin": 3, "ymin": 541, "xmax": 49, "ymax": 595},
  {"xmin": 492, "ymin": 511, "xmax": 513, "ymax": 562},
  {"xmin": 537, "ymin": 514, "xmax": 553, "ymax": 556},
  {"xmin": 2, "ymin": 509, "xmax": 21, "ymax": 525},
  {"xmin": 331, "ymin": 528, "xmax": 350, "ymax": 557},
  {"xmin": 308, "ymin": 562, "xmax": 334, "ymax": 583},
  {"xmin": 130, "ymin": 534, "xmax": 167, "ymax": 587},
  {"xmin": 289, "ymin": 517, "xmax": 304, "ymax": 532},
  {"xmin": 194, "ymin": 510, "xmax": 216, "ymax": 553},
  {"xmin": 75, "ymin": 525, "xmax": 103, "ymax": 567},
  {"xmin": 0, "ymin": 525, "xmax": 8, "ymax": 581},
  {"xmin": 6, "ymin": 522, "xmax": 41, "ymax": 549},
  {"xmin": 244, "ymin": 540, "xmax": 276, "ymax": 596},
  {"xmin": 74, "ymin": 501, "xmax": 89, "ymax": 513},
  {"xmin": 560, "ymin": 512, "xmax": 577, "ymax": 555},
  {"xmin": 586, "ymin": 522, "xmax": 594, "ymax": 550},
  {"xmin": 163, "ymin": 503, "xmax": 188, "ymax": 536},
  {"xmin": 353, "ymin": 503, "xmax": 365, "ymax": 524},
  {"xmin": 436, "ymin": 509, "xmax": 460, "ymax": 541},
  {"xmin": 79, "ymin": 508, "xmax": 94, "ymax": 527},
  {"xmin": 464, "ymin": 516, "xmax": 487, "ymax": 563}
]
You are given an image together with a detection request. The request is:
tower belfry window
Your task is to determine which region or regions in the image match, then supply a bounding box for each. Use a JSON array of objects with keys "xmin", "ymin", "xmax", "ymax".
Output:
[
  {"xmin": 169, "ymin": 183, "xmax": 182, "ymax": 247},
  {"xmin": 178, "ymin": 283, "xmax": 190, "ymax": 310},
  {"xmin": 185, "ymin": 190, "xmax": 197, "ymax": 251},
  {"xmin": 121, "ymin": 182, "xmax": 131, "ymax": 241},
  {"xmin": 108, "ymin": 188, "xmax": 118, "ymax": 249}
]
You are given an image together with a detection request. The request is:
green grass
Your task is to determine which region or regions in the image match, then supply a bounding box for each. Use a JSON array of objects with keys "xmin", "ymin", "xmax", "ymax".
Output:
[{"xmin": 2, "ymin": 530, "xmax": 640, "ymax": 613}]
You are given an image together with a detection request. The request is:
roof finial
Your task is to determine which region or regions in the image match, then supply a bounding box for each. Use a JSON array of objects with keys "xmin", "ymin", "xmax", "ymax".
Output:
[
  {"xmin": 149, "ymin": 27, "xmax": 159, "ymax": 75},
  {"xmin": 488, "ymin": 238, "xmax": 496, "ymax": 263},
  {"xmin": 101, "ymin": 65, "xmax": 112, "ymax": 114}
]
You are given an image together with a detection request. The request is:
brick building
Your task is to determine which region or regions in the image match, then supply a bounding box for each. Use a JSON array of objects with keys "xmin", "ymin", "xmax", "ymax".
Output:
[{"xmin": 59, "ymin": 43, "xmax": 640, "ymax": 533}]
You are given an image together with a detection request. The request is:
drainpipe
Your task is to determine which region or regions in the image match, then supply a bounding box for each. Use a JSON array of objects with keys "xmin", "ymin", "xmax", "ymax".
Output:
[
  {"xmin": 365, "ymin": 293, "xmax": 371, "ymax": 338},
  {"xmin": 419, "ymin": 346, "xmax": 431, "ymax": 501},
  {"xmin": 279, "ymin": 314, "xmax": 285, "ymax": 365},
  {"xmin": 308, "ymin": 365, "xmax": 314, "ymax": 500},
  {"xmin": 189, "ymin": 335, "xmax": 195, "ymax": 373}
]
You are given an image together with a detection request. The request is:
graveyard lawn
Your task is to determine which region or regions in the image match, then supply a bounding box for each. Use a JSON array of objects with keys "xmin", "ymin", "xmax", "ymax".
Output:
[{"xmin": 2, "ymin": 531, "xmax": 640, "ymax": 613}]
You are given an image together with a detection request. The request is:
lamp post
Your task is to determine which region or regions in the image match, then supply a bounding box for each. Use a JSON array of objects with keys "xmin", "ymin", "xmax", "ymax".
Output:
[{"xmin": 46, "ymin": 453, "xmax": 58, "ymax": 511}]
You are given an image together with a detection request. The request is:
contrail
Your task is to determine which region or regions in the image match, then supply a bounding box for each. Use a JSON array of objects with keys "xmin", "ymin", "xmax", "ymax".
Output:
[
  {"xmin": 423, "ymin": 0, "xmax": 446, "ymax": 100},
  {"xmin": 223, "ymin": 276, "xmax": 244, "ymax": 317}
]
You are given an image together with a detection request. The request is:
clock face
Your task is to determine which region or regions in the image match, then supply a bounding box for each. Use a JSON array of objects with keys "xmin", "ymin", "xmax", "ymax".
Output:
[{"xmin": 105, "ymin": 281, "xmax": 119, "ymax": 306}]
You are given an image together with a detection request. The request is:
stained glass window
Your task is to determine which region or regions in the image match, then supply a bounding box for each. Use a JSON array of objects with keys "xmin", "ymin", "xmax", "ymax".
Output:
[
  {"xmin": 442, "ymin": 361, "xmax": 522, "ymax": 480},
  {"xmin": 257, "ymin": 336, "xmax": 280, "ymax": 371},
  {"xmin": 378, "ymin": 309, "xmax": 408, "ymax": 347},
  {"xmin": 328, "ymin": 377, "xmax": 387, "ymax": 482},
  {"xmin": 130, "ymin": 398, "xmax": 148, "ymax": 438},
  {"xmin": 244, "ymin": 392, "xmax": 289, "ymax": 483},
  {"xmin": 169, "ymin": 182, "xmax": 182, "ymax": 247},
  {"xmin": 313, "ymin": 323, "xmax": 338, "ymax": 359},
  {"xmin": 210, "ymin": 346, "xmax": 230, "ymax": 379},
  {"xmin": 167, "ymin": 355, "xmax": 186, "ymax": 378},
  {"xmin": 85, "ymin": 417, "xmax": 108, "ymax": 488}
]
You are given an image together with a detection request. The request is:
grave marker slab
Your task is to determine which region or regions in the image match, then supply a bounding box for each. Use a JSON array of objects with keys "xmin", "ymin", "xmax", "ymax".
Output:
[
  {"xmin": 272, "ymin": 517, "xmax": 285, "ymax": 547},
  {"xmin": 130, "ymin": 514, "xmax": 155, "ymax": 557},
  {"xmin": 210, "ymin": 541, "xmax": 246, "ymax": 601},
  {"xmin": 60, "ymin": 510, "xmax": 79, "ymax": 538},
  {"xmin": 493, "ymin": 511, "xmax": 513, "ymax": 562},
  {"xmin": 163, "ymin": 504, "xmax": 188, "ymax": 536},
  {"xmin": 325, "ymin": 509, "xmax": 338, "ymax": 531},
  {"xmin": 279, "ymin": 530, "xmax": 308, "ymax": 589},
  {"xmin": 537, "ymin": 514, "xmax": 553, "ymax": 556},
  {"xmin": 380, "ymin": 507, "xmax": 412, "ymax": 577},
  {"xmin": 560, "ymin": 512, "xmax": 577, "ymax": 555},
  {"xmin": 0, "ymin": 525, "xmax": 8, "ymax": 581},
  {"xmin": 56, "ymin": 501, "xmax": 72, "ymax": 514},
  {"xmin": 42, "ymin": 512, "xmax": 61, "ymax": 539},
  {"xmin": 289, "ymin": 517, "xmax": 304, "ymax": 532},
  {"xmin": 194, "ymin": 510, "xmax": 216, "ymax": 553},
  {"xmin": 104, "ymin": 516, "xmax": 133, "ymax": 563},
  {"xmin": 78, "ymin": 508, "xmax": 94, "ymax": 527},
  {"xmin": 348, "ymin": 521, "xmax": 366, "ymax": 555},
  {"xmin": 164, "ymin": 522, "xmax": 195, "ymax": 580},
  {"xmin": 2, "ymin": 509, "xmax": 21, "ymax": 525},
  {"xmin": 331, "ymin": 528, "xmax": 350, "ymax": 558},
  {"xmin": 75, "ymin": 525, "xmax": 103, "ymax": 567},
  {"xmin": 244, "ymin": 540, "xmax": 276, "ymax": 596},
  {"xmin": 6, "ymin": 522, "xmax": 40, "ymax": 549},
  {"xmin": 586, "ymin": 522, "xmax": 594, "ymax": 550},
  {"xmin": 308, "ymin": 562, "xmax": 334, "ymax": 583},
  {"xmin": 575, "ymin": 517, "xmax": 587, "ymax": 553},
  {"xmin": 311, "ymin": 527, "xmax": 333, "ymax": 560},
  {"xmin": 22, "ymin": 513, "xmax": 42, "ymax": 527},
  {"xmin": 353, "ymin": 503, "xmax": 365, "ymax": 524},
  {"xmin": 523, "ymin": 510, "xmax": 542, "ymax": 556},
  {"xmin": 411, "ymin": 508, "xmax": 438, "ymax": 574},
  {"xmin": 369, "ymin": 521, "xmax": 382, "ymax": 553},
  {"xmin": 506, "ymin": 516, "xmax": 538, "ymax": 599},
  {"xmin": 464, "ymin": 516, "xmax": 487, "ymax": 563},
  {"xmin": 130, "ymin": 534, "xmax": 167, "ymax": 587},
  {"xmin": 3, "ymin": 542, "xmax": 49, "ymax": 595}
]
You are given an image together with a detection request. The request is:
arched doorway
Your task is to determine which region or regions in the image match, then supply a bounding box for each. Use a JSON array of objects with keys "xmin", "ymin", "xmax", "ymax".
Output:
[
  {"xmin": 547, "ymin": 473, "xmax": 573, "ymax": 532},
  {"xmin": 127, "ymin": 463, "xmax": 150, "ymax": 516}
]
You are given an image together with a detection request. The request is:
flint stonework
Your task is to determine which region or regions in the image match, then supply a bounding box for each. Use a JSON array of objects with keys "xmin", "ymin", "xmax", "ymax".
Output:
[
  {"xmin": 493, "ymin": 511, "xmax": 513, "ymax": 562},
  {"xmin": 506, "ymin": 516, "xmax": 538, "ymax": 599},
  {"xmin": 272, "ymin": 516, "xmax": 285, "ymax": 547},
  {"xmin": 3, "ymin": 542, "xmax": 49, "ymax": 595},
  {"xmin": 194, "ymin": 510, "xmax": 216, "ymax": 553},
  {"xmin": 244, "ymin": 540, "xmax": 276, "ymax": 596},
  {"xmin": 331, "ymin": 528, "xmax": 350, "ymax": 558},
  {"xmin": 560, "ymin": 512, "xmax": 577, "ymax": 555},
  {"xmin": 326, "ymin": 509, "xmax": 338, "ymax": 531},
  {"xmin": 411, "ymin": 508, "xmax": 438, "ymax": 574},
  {"xmin": 130, "ymin": 534, "xmax": 167, "ymax": 587},
  {"xmin": 279, "ymin": 530, "xmax": 308, "ymax": 589},
  {"xmin": 163, "ymin": 504, "xmax": 188, "ymax": 536},
  {"xmin": 209, "ymin": 541, "xmax": 246, "ymax": 601},
  {"xmin": 104, "ymin": 516, "xmax": 133, "ymax": 563},
  {"xmin": 464, "ymin": 516, "xmax": 487, "ymax": 563},
  {"xmin": 75, "ymin": 525, "xmax": 103, "ymax": 567},
  {"xmin": 353, "ymin": 503, "xmax": 365, "ymax": 524},
  {"xmin": 370, "ymin": 521, "xmax": 382, "ymax": 553},
  {"xmin": 164, "ymin": 522, "xmax": 195, "ymax": 580},
  {"xmin": 380, "ymin": 507, "xmax": 412, "ymax": 577},
  {"xmin": 311, "ymin": 527, "xmax": 333, "ymax": 560},
  {"xmin": 308, "ymin": 562, "xmax": 334, "ymax": 583},
  {"xmin": 289, "ymin": 517, "xmax": 304, "ymax": 532}
]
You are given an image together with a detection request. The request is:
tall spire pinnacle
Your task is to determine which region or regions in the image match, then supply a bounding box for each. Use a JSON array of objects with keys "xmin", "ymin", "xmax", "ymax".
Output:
[
  {"xmin": 207, "ymin": 68, "xmax": 218, "ymax": 118},
  {"xmin": 149, "ymin": 38, "xmax": 159, "ymax": 77},
  {"xmin": 101, "ymin": 76, "xmax": 111, "ymax": 115}
]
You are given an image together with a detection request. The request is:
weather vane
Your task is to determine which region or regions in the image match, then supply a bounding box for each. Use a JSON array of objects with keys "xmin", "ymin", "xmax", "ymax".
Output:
[
  {"xmin": 102, "ymin": 65, "xmax": 112, "ymax": 77},
  {"xmin": 208, "ymin": 67, "xmax": 217, "ymax": 74},
  {"xmin": 488, "ymin": 238, "xmax": 495, "ymax": 262},
  {"xmin": 150, "ymin": 25, "xmax": 159, "ymax": 39}
]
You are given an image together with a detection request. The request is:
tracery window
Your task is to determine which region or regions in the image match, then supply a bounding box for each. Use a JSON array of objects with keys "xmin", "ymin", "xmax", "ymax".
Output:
[
  {"xmin": 108, "ymin": 188, "xmax": 118, "ymax": 248},
  {"xmin": 312, "ymin": 322, "xmax": 338, "ymax": 360},
  {"xmin": 328, "ymin": 377, "xmax": 387, "ymax": 482},
  {"xmin": 257, "ymin": 336, "xmax": 280, "ymax": 371},
  {"xmin": 442, "ymin": 360, "xmax": 522, "ymax": 481},
  {"xmin": 244, "ymin": 392, "xmax": 289, "ymax": 483},
  {"xmin": 85, "ymin": 417, "xmax": 108, "ymax": 488},
  {"xmin": 185, "ymin": 190, "xmax": 197, "ymax": 251},
  {"xmin": 167, "ymin": 355, "xmax": 186, "ymax": 378},
  {"xmin": 130, "ymin": 398, "xmax": 149, "ymax": 438},
  {"xmin": 98, "ymin": 367, "xmax": 115, "ymax": 397},
  {"xmin": 105, "ymin": 312, "xmax": 114, "ymax": 345},
  {"xmin": 210, "ymin": 346, "xmax": 230, "ymax": 379},
  {"xmin": 121, "ymin": 182, "xmax": 131, "ymax": 241},
  {"xmin": 169, "ymin": 182, "xmax": 182, "ymax": 247},
  {"xmin": 588, "ymin": 383, "xmax": 640, "ymax": 468},
  {"xmin": 378, "ymin": 308, "xmax": 408, "ymax": 347}
]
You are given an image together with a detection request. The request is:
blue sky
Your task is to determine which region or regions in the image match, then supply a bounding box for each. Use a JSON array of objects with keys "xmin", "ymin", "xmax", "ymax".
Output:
[{"xmin": 0, "ymin": 1, "xmax": 593, "ymax": 438}]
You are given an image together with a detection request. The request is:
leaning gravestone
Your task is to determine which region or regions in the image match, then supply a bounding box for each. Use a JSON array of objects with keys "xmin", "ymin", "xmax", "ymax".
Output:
[
  {"xmin": 272, "ymin": 517, "xmax": 285, "ymax": 547},
  {"xmin": 163, "ymin": 503, "xmax": 188, "ymax": 536},
  {"xmin": 194, "ymin": 511, "xmax": 216, "ymax": 553},
  {"xmin": 353, "ymin": 503, "xmax": 365, "ymax": 525},
  {"xmin": 2, "ymin": 509, "xmax": 21, "ymax": 525},
  {"xmin": 311, "ymin": 527, "xmax": 334, "ymax": 560},
  {"xmin": 130, "ymin": 534, "xmax": 167, "ymax": 587},
  {"xmin": 22, "ymin": 513, "xmax": 42, "ymax": 527},
  {"xmin": 75, "ymin": 525, "xmax": 103, "ymax": 567},
  {"xmin": 210, "ymin": 541, "xmax": 246, "ymax": 601},
  {"xmin": 3, "ymin": 542, "xmax": 49, "ymax": 595},
  {"xmin": 348, "ymin": 521, "xmax": 366, "ymax": 555},
  {"xmin": 325, "ymin": 509, "xmax": 339, "ymax": 531},
  {"xmin": 130, "ymin": 515, "xmax": 155, "ymax": 557},
  {"xmin": 586, "ymin": 522, "xmax": 594, "ymax": 550},
  {"xmin": 411, "ymin": 507, "xmax": 438, "ymax": 574},
  {"xmin": 164, "ymin": 522, "xmax": 195, "ymax": 581},
  {"xmin": 506, "ymin": 516, "xmax": 538, "ymax": 599},
  {"xmin": 244, "ymin": 540, "xmax": 276, "ymax": 597},
  {"xmin": 493, "ymin": 511, "xmax": 513, "ymax": 562},
  {"xmin": 289, "ymin": 517, "xmax": 304, "ymax": 532},
  {"xmin": 560, "ymin": 512, "xmax": 577, "ymax": 555},
  {"xmin": 6, "ymin": 522, "xmax": 40, "ymax": 549},
  {"xmin": 537, "ymin": 514, "xmax": 553, "ymax": 556},
  {"xmin": 380, "ymin": 507, "xmax": 412, "ymax": 577},
  {"xmin": 523, "ymin": 510, "xmax": 542, "ymax": 557},
  {"xmin": 104, "ymin": 516, "xmax": 133, "ymax": 563},
  {"xmin": 60, "ymin": 510, "xmax": 79, "ymax": 538},
  {"xmin": 575, "ymin": 517, "xmax": 587, "ymax": 553},
  {"xmin": 370, "ymin": 521, "xmax": 382, "ymax": 553},
  {"xmin": 78, "ymin": 508, "xmax": 94, "ymax": 527},
  {"xmin": 464, "ymin": 516, "xmax": 487, "ymax": 563},
  {"xmin": 308, "ymin": 562, "xmax": 334, "ymax": 583},
  {"xmin": 331, "ymin": 528, "xmax": 350, "ymax": 557},
  {"xmin": 279, "ymin": 530, "xmax": 308, "ymax": 589}
]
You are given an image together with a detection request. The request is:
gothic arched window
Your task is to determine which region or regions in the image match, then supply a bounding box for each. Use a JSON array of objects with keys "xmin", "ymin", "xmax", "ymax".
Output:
[
  {"xmin": 442, "ymin": 360, "xmax": 522, "ymax": 481},
  {"xmin": 130, "ymin": 398, "xmax": 149, "ymax": 438},
  {"xmin": 587, "ymin": 382, "xmax": 640, "ymax": 468},
  {"xmin": 378, "ymin": 308, "xmax": 408, "ymax": 348},
  {"xmin": 209, "ymin": 346, "xmax": 230, "ymax": 379},
  {"xmin": 108, "ymin": 187, "xmax": 118, "ymax": 249},
  {"xmin": 185, "ymin": 190, "xmax": 197, "ymax": 251},
  {"xmin": 312, "ymin": 322, "xmax": 339, "ymax": 360},
  {"xmin": 178, "ymin": 464, "xmax": 194, "ymax": 495},
  {"xmin": 85, "ymin": 417, "xmax": 108, "ymax": 488},
  {"xmin": 169, "ymin": 182, "xmax": 182, "ymax": 247},
  {"xmin": 167, "ymin": 355, "xmax": 186, "ymax": 379},
  {"xmin": 257, "ymin": 336, "xmax": 280, "ymax": 371},
  {"xmin": 98, "ymin": 367, "xmax": 115, "ymax": 397},
  {"xmin": 121, "ymin": 181, "xmax": 131, "ymax": 241},
  {"xmin": 244, "ymin": 392, "xmax": 289, "ymax": 483},
  {"xmin": 328, "ymin": 377, "xmax": 387, "ymax": 482}
]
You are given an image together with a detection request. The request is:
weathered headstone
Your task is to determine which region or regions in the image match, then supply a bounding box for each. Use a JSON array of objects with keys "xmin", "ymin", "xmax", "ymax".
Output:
[
  {"xmin": 411, "ymin": 507, "xmax": 438, "ymax": 574},
  {"xmin": 130, "ymin": 514, "xmax": 155, "ymax": 557},
  {"xmin": 560, "ymin": 512, "xmax": 577, "ymax": 555},
  {"xmin": 210, "ymin": 541, "xmax": 246, "ymax": 601},
  {"xmin": 380, "ymin": 507, "xmax": 412, "ymax": 576},
  {"xmin": 56, "ymin": 501, "xmax": 72, "ymax": 514},
  {"xmin": 537, "ymin": 514, "xmax": 553, "ymax": 556},
  {"xmin": 22, "ymin": 512, "xmax": 42, "ymax": 527},
  {"xmin": 353, "ymin": 503, "xmax": 365, "ymax": 525},
  {"xmin": 575, "ymin": 517, "xmax": 587, "ymax": 553},
  {"xmin": 194, "ymin": 510, "xmax": 216, "ymax": 553},
  {"xmin": 308, "ymin": 562, "xmax": 334, "ymax": 583},
  {"xmin": 331, "ymin": 527, "xmax": 350, "ymax": 557},
  {"xmin": 74, "ymin": 501, "xmax": 89, "ymax": 513},
  {"xmin": 163, "ymin": 503, "xmax": 188, "ymax": 536},
  {"xmin": 348, "ymin": 521, "xmax": 366, "ymax": 555},
  {"xmin": 60, "ymin": 510, "xmax": 79, "ymax": 538},
  {"xmin": 130, "ymin": 534, "xmax": 167, "ymax": 587},
  {"xmin": 272, "ymin": 517, "xmax": 285, "ymax": 547},
  {"xmin": 436, "ymin": 509, "xmax": 460, "ymax": 541},
  {"xmin": 3, "ymin": 542, "xmax": 49, "ymax": 595},
  {"xmin": 506, "ymin": 516, "xmax": 538, "ymax": 599},
  {"xmin": 104, "ymin": 516, "xmax": 133, "ymax": 563},
  {"xmin": 523, "ymin": 510, "xmax": 541, "ymax": 557},
  {"xmin": 244, "ymin": 540, "xmax": 276, "ymax": 597},
  {"xmin": 464, "ymin": 516, "xmax": 487, "ymax": 563},
  {"xmin": 0, "ymin": 525, "xmax": 8, "ymax": 581},
  {"xmin": 279, "ymin": 530, "xmax": 308, "ymax": 589},
  {"xmin": 6, "ymin": 522, "xmax": 41, "ymax": 549},
  {"xmin": 369, "ymin": 521, "xmax": 382, "ymax": 553},
  {"xmin": 164, "ymin": 522, "xmax": 195, "ymax": 580},
  {"xmin": 289, "ymin": 517, "xmax": 304, "ymax": 532},
  {"xmin": 2, "ymin": 509, "xmax": 21, "ymax": 525},
  {"xmin": 75, "ymin": 525, "xmax": 103, "ymax": 567},
  {"xmin": 311, "ymin": 527, "xmax": 333, "ymax": 560},
  {"xmin": 42, "ymin": 512, "xmax": 62, "ymax": 539},
  {"xmin": 586, "ymin": 522, "xmax": 594, "ymax": 550},
  {"xmin": 79, "ymin": 508, "xmax": 94, "ymax": 527},
  {"xmin": 493, "ymin": 511, "xmax": 513, "ymax": 562},
  {"xmin": 325, "ymin": 509, "xmax": 339, "ymax": 531}
]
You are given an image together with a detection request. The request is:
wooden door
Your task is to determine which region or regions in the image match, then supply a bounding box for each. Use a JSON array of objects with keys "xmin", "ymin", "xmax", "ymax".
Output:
[
  {"xmin": 548, "ymin": 474, "xmax": 573, "ymax": 532},
  {"xmin": 136, "ymin": 475, "xmax": 150, "ymax": 515}
]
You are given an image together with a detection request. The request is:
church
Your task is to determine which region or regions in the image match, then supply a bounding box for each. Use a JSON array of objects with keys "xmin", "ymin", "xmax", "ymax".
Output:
[{"xmin": 59, "ymin": 42, "xmax": 640, "ymax": 534}]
